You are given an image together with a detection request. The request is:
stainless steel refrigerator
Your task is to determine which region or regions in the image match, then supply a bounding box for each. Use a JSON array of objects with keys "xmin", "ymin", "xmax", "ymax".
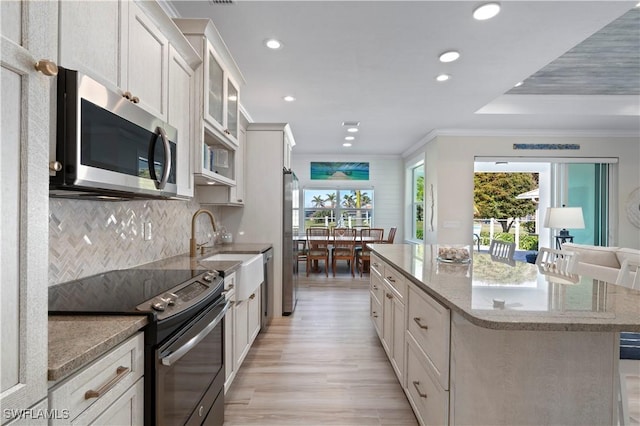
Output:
[{"xmin": 282, "ymin": 169, "xmax": 298, "ymax": 315}]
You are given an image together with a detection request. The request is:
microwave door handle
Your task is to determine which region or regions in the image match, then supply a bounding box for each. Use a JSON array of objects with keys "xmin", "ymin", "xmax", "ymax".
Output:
[{"xmin": 156, "ymin": 127, "xmax": 171, "ymax": 190}]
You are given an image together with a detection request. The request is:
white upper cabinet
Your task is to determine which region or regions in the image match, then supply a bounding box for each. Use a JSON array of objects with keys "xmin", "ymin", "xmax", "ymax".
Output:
[
  {"xmin": 174, "ymin": 18, "xmax": 245, "ymax": 188},
  {"xmin": 58, "ymin": 0, "xmax": 124, "ymax": 91},
  {"xmin": 59, "ymin": 0, "xmax": 167, "ymax": 119},
  {"xmin": 202, "ymin": 39, "xmax": 240, "ymax": 145},
  {"xmin": 57, "ymin": 0, "xmax": 201, "ymax": 198},
  {"xmin": 168, "ymin": 45, "xmax": 195, "ymax": 198},
  {"xmin": 125, "ymin": 1, "xmax": 169, "ymax": 120}
]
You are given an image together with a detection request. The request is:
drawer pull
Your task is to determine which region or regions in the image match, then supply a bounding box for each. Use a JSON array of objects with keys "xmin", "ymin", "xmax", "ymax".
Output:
[
  {"xmin": 386, "ymin": 276, "xmax": 395, "ymax": 283},
  {"xmin": 372, "ymin": 262, "xmax": 379, "ymax": 267},
  {"xmin": 372, "ymin": 285, "xmax": 378, "ymax": 290},
  {"xmin": 412, "ymin": 381, "xmax": 428, "ymax": 399},
  {"xmin": 84, "ymin": 366, "xmax": 130, "ymax": 399},
  {"xmin": 386, "ymin": 293, "xmax": 393, "ymax": 299},
  {"xmin": 249, "ymin": 293, "xmax": 256, "ymax": 299},
  {"xmin": 413, "ymin": 317, "xmax": 429, "ymax": 330}
]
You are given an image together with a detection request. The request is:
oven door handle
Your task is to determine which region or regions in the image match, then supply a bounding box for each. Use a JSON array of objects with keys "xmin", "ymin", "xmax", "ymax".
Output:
[{"xmin": 161, "ymin": 299, "xmax": 231, "ymax": 367}]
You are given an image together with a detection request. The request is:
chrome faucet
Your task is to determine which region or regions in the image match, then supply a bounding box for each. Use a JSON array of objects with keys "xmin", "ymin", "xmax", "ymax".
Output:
[{"xmin": 190, "ymin": 209, "xmax": 218, "ymax": 257}]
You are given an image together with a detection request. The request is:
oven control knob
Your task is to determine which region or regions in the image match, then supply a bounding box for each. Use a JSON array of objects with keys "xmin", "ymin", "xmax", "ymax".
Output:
[
  {"xmin": 151, "ymin": 302, "xmax": 166, "ymax": 312},
  {"xmin": 203, "ymin": 273, "xmax": 214, "ymax": 283},
  {"xmin": 162, "ymin": 293, "xmax": 177, "ymax": 306}
]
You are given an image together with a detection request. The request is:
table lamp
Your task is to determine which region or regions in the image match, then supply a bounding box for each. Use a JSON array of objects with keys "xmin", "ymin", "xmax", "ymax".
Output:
[{"xmin": 543, "ymin": 206, "xmax": 585, "ymax": 236}]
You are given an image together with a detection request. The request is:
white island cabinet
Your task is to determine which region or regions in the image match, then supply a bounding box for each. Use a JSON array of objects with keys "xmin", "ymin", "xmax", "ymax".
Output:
[
  {"xmin": 370, "ymin": 244, "xmax": 640, "ymax": 426},
  {"xmin": 1, "ymin": 1, "xmax": 56, "ymax": 423}
]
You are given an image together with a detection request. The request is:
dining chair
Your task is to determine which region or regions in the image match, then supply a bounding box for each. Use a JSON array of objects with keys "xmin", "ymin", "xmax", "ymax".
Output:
[
  {"xmin": 357, "ymin": 228, "xmax": 384, "ymax": 277},
  {"xmin": 331, "ymin": 228, "xmax": 357, "ymax": 276},
  {"xmin": 615, "ymin": 258, "xmax": 640, "ymax": 425},
  {"xmin": 535, "ymin": 247, "xmax": 578, "ymax": 275},
  {"xmin": 381, "ymin": 227, "xmax": 397, "ymax": 244},
  {"xmin": 295, "ymin": 239, "xmax": 308, "ymax": 274},
  {"xmin": 306, "ymin": 227, "xmax": 330, "ymax": 277},
  {"xmin": 488, "ymin": 239, "xmax": 516, "ymax": 262}
]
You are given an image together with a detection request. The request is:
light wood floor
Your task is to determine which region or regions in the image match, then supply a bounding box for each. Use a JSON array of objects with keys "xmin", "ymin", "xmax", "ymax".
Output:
[
  {"xmin": 224, "ymin": 263, "xmax": 640, "ymax": 425},
  {"xmin": 223, "ymin": 263, "xmax": 418, "ymax": 425}
]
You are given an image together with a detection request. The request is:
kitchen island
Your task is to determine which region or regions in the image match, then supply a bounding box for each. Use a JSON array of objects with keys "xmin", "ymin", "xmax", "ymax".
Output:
[{"xmin": 369, "ymin": 243, "xmax": 640, "ymax": 426}]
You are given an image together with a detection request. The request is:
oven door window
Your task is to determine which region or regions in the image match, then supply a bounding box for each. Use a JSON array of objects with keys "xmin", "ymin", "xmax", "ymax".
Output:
[
  {"xmin": 80, "ymin": 99, "xmax": 176, "ymax": 184},
  {"xmin": 157, "ymin": 303, "xmax": 224, "ymax": 425}
]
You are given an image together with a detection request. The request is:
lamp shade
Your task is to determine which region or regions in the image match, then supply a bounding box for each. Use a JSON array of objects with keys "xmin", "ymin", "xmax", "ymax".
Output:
[{"xmin": 543, "ymin": 207, "xmax": 585, "ymax": 230}]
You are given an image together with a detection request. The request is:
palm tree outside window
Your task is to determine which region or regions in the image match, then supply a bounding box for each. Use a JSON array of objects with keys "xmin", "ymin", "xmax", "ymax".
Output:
[{"xmin": 302, "ymin": 189, "xmax": 374, "ymax": 231}]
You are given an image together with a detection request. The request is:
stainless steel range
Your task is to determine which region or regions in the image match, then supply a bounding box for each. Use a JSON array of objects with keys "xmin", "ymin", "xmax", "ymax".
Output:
[{"xmin": 49, "ymin": 268, "xmax": 229, "ymax": 426}]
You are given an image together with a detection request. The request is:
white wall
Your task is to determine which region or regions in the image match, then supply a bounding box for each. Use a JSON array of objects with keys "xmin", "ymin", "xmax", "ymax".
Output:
[
  {"xmin": 409, "ymin": 134, "xmax": 640, "ymax": 249},
  {"xmin": 291, "ymin": 154, "xmax": 404, "ymax": 241}
]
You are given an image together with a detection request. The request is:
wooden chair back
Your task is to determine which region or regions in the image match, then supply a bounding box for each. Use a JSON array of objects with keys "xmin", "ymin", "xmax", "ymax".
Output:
[{"xmin": 306, "ymin": 227, "xmax": 330, "ymax": 276}]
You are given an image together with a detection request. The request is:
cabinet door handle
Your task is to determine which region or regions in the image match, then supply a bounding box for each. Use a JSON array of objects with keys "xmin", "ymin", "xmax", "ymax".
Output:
[
  {"xmin": 372, "ymin": 262, "xmax": 379, "ymax": 267},
  {"xmin": 386, "ymin": 293, "xmax": 393, "ymax": 299},
  {"xmin": 412, "ymin": 381, "xmax": 428, "ymax": 399},
  {"xmin": 122, "ymin": 91, "xmax": 132, "ymax": 100},
  {"xmin": 372, "ymin": 285, "xmax": 378, "ymax": 290},
  {"xmin": 34, "ymin": 59, "xmax": 58, "ymax": 76},
  {"xmin": 413, "ymin": 317, "xmax": 429, "ymax": 330},
  {"xmin": 249, "ymin": 293, "xmax": 256, "ymax": 299},
  {"xmin": 131, "ymin": 96, "xmax": 140, "ymax": 104},
  {"xmin": 372, "ymin": 311, "xmax": 378, "ymax": 318},
  {"xmin": 84, "ymin": 366, "xmax": 130, "ymax": 399},
  {"xmin": 386, "ymin": 276, "xmax": 395, "ymax": 283}
]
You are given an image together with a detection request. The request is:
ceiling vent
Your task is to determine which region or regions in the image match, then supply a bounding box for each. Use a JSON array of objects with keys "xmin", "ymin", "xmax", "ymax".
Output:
[
  {"xmin": 341, "ymin": 121, "xmax": 360, "ymax": 127},
  {"xmin": 209, "ymin": 0, "xmax": 235, "ymax": 4}
]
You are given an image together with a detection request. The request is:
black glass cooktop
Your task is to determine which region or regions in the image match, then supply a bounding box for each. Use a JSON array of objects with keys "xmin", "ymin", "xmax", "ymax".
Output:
[{"xmin": 49, "ymin": 269, "xmax": 209, "ymax": 314}]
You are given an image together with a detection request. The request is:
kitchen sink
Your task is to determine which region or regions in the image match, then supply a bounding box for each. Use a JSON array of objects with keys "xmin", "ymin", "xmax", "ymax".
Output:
[{"xmin": 203, "ymin": 253, "xmax": 264, "ymax": 300}]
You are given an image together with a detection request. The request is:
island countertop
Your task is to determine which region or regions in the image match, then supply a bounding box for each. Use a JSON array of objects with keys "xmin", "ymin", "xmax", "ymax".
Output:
[{"xmin": 370, "ymin": 244, "xmax": 640, "ymax": 332}]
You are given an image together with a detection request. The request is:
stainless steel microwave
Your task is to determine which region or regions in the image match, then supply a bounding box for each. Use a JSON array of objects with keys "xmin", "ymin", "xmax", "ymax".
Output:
[{"xmin": 50, "ymin": 68, "xmax": 178, "ymax": 199}]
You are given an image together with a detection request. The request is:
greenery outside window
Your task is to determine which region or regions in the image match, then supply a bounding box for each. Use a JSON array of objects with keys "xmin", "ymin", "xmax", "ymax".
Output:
[
  {"xmin": 412, "ymin": 164, "xmax": 424, "ymax": 240},
  {"xmin": 303, "ymin": 189, "xmax": 374, "ymax": 230}
]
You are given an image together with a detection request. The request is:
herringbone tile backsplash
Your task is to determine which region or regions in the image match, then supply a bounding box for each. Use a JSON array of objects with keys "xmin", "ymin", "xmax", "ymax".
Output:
[{"xmin": 49, "ymin": 199, "xmax": 219, "ymax": 285}]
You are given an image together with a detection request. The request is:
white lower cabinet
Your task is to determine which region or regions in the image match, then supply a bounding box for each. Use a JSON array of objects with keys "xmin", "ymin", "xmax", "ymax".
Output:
[
  {"xmin": 48, "ymin": 333, "xmax": 144, "ymax": 426},
  {"xmin": 225, "ymin": 271, "xmax": 262, "ymax": 391},
  {"xmin": 370, "ymin": 256, "xmax": 451, "ymax": 426},
  {"xmin": 224, "ymin": 273, "xmax": 236, "ymax": 392},
  {"xmin": 405, "ymin": 335, "xmax": 449, "ymax": 426}
]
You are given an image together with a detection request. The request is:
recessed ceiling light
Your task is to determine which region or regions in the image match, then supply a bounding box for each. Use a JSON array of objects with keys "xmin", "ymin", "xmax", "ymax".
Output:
[
  {"xmin": 264, "ymin": 39, "xmax": 282, "ymax": 49},
  {"xmin": 514, "ymin": 81, "xmax": 523, "ymax": 87},
  {"xmin": 347, "ymin": 127, "xmax": 359, "ymax": 133},
  {"xmin": 343, "ymin": 143, "xmax": 352, "ymax": 147},
  {"xmin": 228, "ymin": 95, "xmax": 238, "ymax": 101},
  {"xmin": 345, "ymin": 136, "xmax": 355, "ymax": 141},
  {"xmin": 436, "ymin": 74, "xmax": 450, "ymax": 82},
  {"xmin": 473, "ymin": 2, "xmax": 501, "ymax": 20},
  {"xmin": 206, "ymin": 181, "xmax": 216, "ymax": 185},
  {"xmin": 439, "ymin": 50, "xmax": 460, "ymax": 63},
  {"xmin": 283, "ymin": 95, "xmax": 296, "ymax": 102}
]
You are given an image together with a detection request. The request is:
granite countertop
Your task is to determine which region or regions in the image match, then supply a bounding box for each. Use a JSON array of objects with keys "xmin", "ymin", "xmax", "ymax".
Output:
[
  {"xmin": 371, "ymin": 244, "xmax": 640, "ymax": 332},
  {"xmin": 48, "ymin": 315, "xmax": 148, "ymax": 382},
  {"xmin": 137, "ymin": 243, "xmax": 272, "ymax": 275}
]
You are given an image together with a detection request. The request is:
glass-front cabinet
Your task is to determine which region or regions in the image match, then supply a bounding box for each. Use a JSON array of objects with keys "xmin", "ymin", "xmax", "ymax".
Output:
[
  {"xmin": 206, "ymin": 47, "xmax": 224, "ymax": 127},
  {"xmin": 174, "ymin": 18, "xmax": 245, "ymax": 187},
  {"xmin": 204, "ymin": 41, "xmax": 239, "ymax": 145}
]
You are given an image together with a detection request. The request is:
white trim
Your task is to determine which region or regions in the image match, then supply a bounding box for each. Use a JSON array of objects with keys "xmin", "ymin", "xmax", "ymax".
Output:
[
  {"xmin": 402, "ymin": 128, "xmax": 639, "ymax": 159},
  {"xmin": 475, "ymin": 156, "xmax": 619, "ymax": 164},
  {"xmin": 156, "ymin": 0, "xmax": 179, "ymax": 18}
]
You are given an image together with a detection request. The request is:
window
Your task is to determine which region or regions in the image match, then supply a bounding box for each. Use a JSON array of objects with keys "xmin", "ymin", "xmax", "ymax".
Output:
[
  {"xmin": 411, "ymin": 164, "xmax": 424, "ymax": 240},
  {"xmin": 302, "ymin": 189, "xmax": 374, "ymax": 231}
]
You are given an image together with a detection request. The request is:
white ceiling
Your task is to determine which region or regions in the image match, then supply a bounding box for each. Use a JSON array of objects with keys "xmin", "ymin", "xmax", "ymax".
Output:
[{"xmin": 168, "ymin": 1, "xmax": 640, "ymax": 156}]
